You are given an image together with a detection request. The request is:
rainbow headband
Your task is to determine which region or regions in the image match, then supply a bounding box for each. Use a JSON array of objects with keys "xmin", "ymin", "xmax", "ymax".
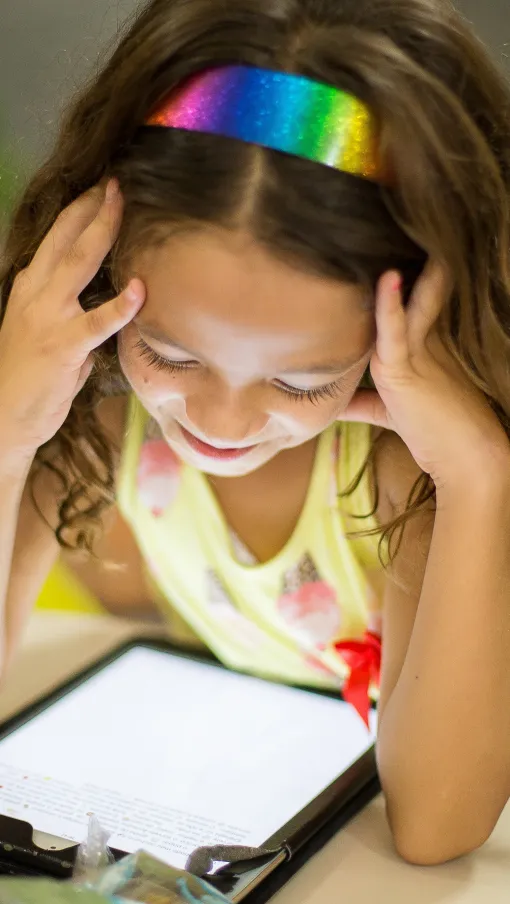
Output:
[{"xmin": 146, "ymin": 65, "xmax": 386, "ymax": 183}]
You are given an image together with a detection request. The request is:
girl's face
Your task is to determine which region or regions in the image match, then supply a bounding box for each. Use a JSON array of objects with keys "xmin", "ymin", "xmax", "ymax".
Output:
[{"xmin": 118, "ymin": 227, "xmax": 376, "ymax": 477}]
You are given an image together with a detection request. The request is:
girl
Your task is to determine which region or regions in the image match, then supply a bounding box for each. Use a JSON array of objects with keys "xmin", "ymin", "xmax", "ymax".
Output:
[{"xmin": 1, "ymin": 0, "xmax": 510, "ymax": 867}]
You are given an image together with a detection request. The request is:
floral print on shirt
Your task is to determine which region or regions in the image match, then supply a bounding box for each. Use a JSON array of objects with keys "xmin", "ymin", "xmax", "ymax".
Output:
[
  {"xmin": 277, "ymin": 553, "xmax": 341, "ymax": 649},
  {"xmin": 137, "ymin": 439, "xmax": 182, "ymax": 517}
]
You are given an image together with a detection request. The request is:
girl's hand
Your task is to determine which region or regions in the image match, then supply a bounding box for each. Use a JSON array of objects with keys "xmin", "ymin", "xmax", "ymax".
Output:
[
  {"xmin": 339, "ymin": 262, "xmax": 510, "ymax": 492},
  {"xmin": 0, "ymin": 180, "xmax": 145, "ymax": 458}
]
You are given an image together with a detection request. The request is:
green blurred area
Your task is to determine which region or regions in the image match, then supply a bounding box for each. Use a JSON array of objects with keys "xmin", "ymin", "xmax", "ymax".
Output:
[
  {"xmin": 0, "ymin": 879, "xmax": 109, "ymax": 904},
  {"xmin": 0, "ymin": 156, "xmax": 18, "ymax": 221},
  {"xmin": 0, "ymin": 116, "xmax": 23, "ymax": 228},
  {"xmin": 0, "ymin": 154, "xmax": 20, "ymax": 222}
]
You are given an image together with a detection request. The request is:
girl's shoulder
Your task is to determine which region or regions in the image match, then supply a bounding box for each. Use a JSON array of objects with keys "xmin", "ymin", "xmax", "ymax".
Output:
[
  {"xmin": 371, "ymin": 427, "xmax": 435, "ymax": 520},
  {"xmin": 371, "ymin": 427, "xmax": 436, "ymax": 598}
]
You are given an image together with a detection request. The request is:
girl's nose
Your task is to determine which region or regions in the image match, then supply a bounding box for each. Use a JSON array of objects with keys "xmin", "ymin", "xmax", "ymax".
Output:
[{"xmin": 185, "ymin": 384, "xmax": 268, "ymax": 446}]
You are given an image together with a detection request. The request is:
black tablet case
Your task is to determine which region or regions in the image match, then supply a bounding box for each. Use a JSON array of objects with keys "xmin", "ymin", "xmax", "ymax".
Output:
[{"xmin": 0, "ymin": 640, "xmax": 381, "ymax": 901}]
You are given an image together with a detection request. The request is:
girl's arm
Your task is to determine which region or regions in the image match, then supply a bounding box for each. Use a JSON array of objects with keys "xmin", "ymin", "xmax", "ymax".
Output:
[
  {"xmin": 60, "ymin": 395, "xmax": 162, "ymax": 619},
  {"xmin": 375, "ymin": 431, "xmax": 510, "ymax": 866},
  {"xmin": 0, "ymin": 184, "xmax": 146, "ymax": 667},
  {"xmin": 64, "ymin": 502, "xmax": 164, "ymax": 619},
  {"xmin": 0, "ymin": 450, "xmax": 60, "ymax": 670},
  {"xmin": 1, "ymin": 396, "xmax": 132, "ymax": 669}
]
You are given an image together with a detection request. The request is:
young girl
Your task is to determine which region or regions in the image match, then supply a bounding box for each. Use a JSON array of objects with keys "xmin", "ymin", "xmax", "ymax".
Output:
[{"xmin": 1, "ymin": 0, "xmax": 510, "ymax": 867}]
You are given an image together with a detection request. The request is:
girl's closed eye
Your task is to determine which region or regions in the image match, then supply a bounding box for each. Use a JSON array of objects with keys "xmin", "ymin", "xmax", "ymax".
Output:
[
  {"xmin": 134, "ymin": 338, "xmax": 199, "ymax": 373},
  {"xmin": 273, "ymin": 376, "xmax": 354, "ymax": 404},
  {"xmin": 135, "ymin": 337, "xmax": 354, "ymax": 404}
]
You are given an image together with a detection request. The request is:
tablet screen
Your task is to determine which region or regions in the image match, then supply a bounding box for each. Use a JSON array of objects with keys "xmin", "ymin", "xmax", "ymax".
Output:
[{"xmin": 0, "ymin": 646, "xmax": 376, "ymax": 868}]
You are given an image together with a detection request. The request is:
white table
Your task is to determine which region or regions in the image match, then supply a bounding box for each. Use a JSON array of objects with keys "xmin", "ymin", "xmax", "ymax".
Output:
[{"xmin": 1, "ymin": 614, "xmax": 509, "ymax": 903}]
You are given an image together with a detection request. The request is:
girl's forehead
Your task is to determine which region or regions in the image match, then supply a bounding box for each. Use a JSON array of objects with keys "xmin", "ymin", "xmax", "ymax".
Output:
[{"xmin": 133, "ymin": 228, "xmax": 374, "ymax": 354}]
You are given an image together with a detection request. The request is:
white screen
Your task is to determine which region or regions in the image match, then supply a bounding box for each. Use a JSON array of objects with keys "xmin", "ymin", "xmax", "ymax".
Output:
[{"xmin": 0, "ymin": 647, "xmax": 376, "ymax": 868}]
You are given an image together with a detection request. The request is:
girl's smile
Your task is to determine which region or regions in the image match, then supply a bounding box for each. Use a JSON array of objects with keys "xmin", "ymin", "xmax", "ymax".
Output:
[
  {"xmin": 178, "ymin": 425, "xmax": 257, "ymax": 459},
  {"xmin": 118, "ymin": 227, "xmax": 375, "ymax": 476}
]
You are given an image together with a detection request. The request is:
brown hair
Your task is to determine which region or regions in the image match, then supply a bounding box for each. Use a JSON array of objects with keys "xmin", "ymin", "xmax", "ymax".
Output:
[{"xmin": 2, "ymin": 0, "xmax": 510, "ymax": 562}]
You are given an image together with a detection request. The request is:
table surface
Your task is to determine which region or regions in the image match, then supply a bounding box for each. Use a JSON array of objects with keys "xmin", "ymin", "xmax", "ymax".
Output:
[{"xmin": 0, "ymin": 613, "xmax": 508, "ymax": 903}]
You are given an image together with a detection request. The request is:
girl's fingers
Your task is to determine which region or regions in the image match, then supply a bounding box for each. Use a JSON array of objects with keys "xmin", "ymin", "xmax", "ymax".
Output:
[
  {"xmin": 49, "ymin": 180, "xmax": 124, "ymax": 305},
  {"xmin": 76, "ymin": 355, "xmax": 95, "ymax": 394},
  {"xmin": 27, "ymin": 183, "xmax": 107, "ymax": 288},
  {"xmin": 374, "ymin": 272, "xmax": 409, "ymax": 370},
  {"xmin": 336, "ymin": 388, "xmax": 388, "ymax": 427},
  {"xmin": 67, "ymin": 280, "xmax": 145, "ymax": 355},
  {"xmin": 406, "ymin": 260, "xmax": 450, "ymax": 349}
]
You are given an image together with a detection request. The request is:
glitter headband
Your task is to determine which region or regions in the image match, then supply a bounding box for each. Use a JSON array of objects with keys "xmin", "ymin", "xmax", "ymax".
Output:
[{"xmin": 145, "ymin": 65, "xmax": 386, "ymax": 183}]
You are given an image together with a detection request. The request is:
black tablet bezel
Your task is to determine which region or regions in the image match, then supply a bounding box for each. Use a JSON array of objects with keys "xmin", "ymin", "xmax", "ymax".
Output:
[{"xmin": 0, "ymin": 637, "xmax": 380, "ymax": 899}]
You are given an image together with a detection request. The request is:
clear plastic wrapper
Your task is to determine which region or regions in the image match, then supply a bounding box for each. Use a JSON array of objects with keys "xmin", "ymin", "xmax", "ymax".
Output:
[
  {"xmin": 0, "ymin": 817, "xmax": 232, "ymax": 903},
  {"xmin": 73, "ymin": 816, "xmax": 114, "ymax": 885},
  {"xmin": 88, "ymin": 850, "xmax": 230, "ymax": 903},
  {"xmin": 72, "ymin": 816, "xmax": 229, "ymax": 901},
  {"xmin": 0, "ymin": 855, "xmax": 230, "ymax": 904}
]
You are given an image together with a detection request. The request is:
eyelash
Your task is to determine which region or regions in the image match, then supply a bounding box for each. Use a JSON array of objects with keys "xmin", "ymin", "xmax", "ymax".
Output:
[
  {"xmin": 274, "ymin": 380, "xmax": 348, "ymax": 405},
  {"xmin": 135, "ymin": 339, "xmax": 195, "ymax": 374},
  {"xmin": 134, "ymin": 338, "xmax": 349, "ymax": 404}
]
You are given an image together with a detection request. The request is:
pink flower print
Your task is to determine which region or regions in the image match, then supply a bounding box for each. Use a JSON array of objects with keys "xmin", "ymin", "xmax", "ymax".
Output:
[
  {"xmin": 206, "ymin": 571, "xmax": 264, "ymax": 651},
  {"xmin": 137, "ymin": 440, "xmax": 181, "ymax": 517},
  {"xmin": 278, "ymin": 583, "xmax": 340, "ymax": 648},
  {"xmin": 278, "ymin": 553, "xmax": 341, "ymax": 649}
]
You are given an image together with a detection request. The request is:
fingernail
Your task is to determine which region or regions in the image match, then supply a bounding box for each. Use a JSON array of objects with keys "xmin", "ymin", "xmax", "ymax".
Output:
[
  {"xmin": 391, "ymin": 275, "xmax": 402, "ymax": 293},
  {"xmin": 105, "ymin": 178, "xmax": 119, "ymax": 203}
]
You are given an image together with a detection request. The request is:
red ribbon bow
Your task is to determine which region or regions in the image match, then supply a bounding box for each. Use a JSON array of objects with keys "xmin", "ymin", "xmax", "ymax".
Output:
[{"xmin": 333, "ymin": 631, "xmax": 382, "ymax": 728}]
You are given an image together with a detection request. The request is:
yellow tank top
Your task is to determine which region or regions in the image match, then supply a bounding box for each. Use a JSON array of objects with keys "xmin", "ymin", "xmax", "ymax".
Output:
[{"xmin": 117, "ymin": 396, "xmax": 385, "ymax": 706}]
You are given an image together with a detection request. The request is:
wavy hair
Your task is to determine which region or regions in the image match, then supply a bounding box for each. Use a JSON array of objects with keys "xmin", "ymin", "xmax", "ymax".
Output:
[{"xmin": 2, "ymin": 0, "xmax": 510, "ymax": 562}]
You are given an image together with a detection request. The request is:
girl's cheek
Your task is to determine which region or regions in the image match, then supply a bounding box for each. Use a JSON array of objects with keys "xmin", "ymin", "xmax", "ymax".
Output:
[
  {"xmin": 271, "ymin": 400, "xmax": 345, "ymax": 442},
  {"xmin": 304, "ymin": 405, "xmax": 344, "ymax": 432}
]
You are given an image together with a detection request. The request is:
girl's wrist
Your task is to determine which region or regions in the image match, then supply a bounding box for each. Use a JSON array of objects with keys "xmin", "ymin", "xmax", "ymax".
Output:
[
  {"xmin": 0, "ymin": 429, "xmax": 37, "ymax": 479},
  {"xmin": 432, "ymin": 427, "xmax": 510, "ymax": 499},
  {"xmin": 435, "ymin": 457, "xmax": 510, "ymax": 511},
  {"xmin": 0, "ymin": 455, "xmax": 35, "ymax": 486}
]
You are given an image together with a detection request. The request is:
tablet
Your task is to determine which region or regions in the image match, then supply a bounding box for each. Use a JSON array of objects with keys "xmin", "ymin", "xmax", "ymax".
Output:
[{"xmin": 0, "ymin": 640, "xmax": 379, "ymax": 899}]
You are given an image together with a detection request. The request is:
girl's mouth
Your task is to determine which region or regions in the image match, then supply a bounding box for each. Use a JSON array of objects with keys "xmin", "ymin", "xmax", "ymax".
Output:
[{"xmin": 179, "ymin": 426, "xmax": 257, "ymax": 460}]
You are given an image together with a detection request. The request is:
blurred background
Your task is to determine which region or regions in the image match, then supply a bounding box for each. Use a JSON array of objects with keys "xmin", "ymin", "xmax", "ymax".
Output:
[{"xmin": 0, "ymin": 0, "xmax": 509, "ymax": 221}]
